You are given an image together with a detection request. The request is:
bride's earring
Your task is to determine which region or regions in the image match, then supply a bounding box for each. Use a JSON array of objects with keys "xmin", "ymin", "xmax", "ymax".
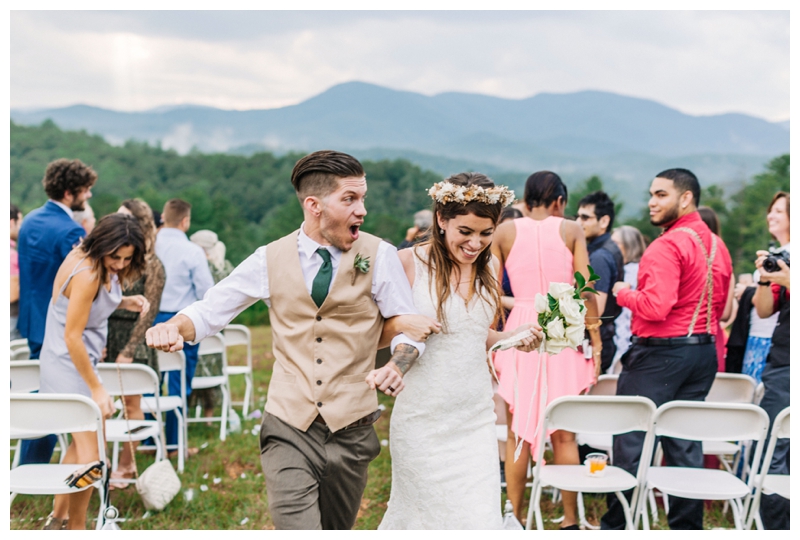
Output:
[{"xmin": 439, "ymin": 228, "xmax": 444, "ymax": 235}]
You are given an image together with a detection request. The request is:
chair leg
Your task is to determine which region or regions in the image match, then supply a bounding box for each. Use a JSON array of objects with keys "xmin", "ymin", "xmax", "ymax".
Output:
[
  {"xmin": 176, "ymin": 410, "xmax": 185, "ymax": 473},
  {"xmin": 57, "ymin": 434, "xmax": 69, "ymax": 463},
  {"xmin": 243, "ymin": 375, "xmax": 253, "ymax": 417},
  {"xmin": 615, "ymin": 491, "xmax": 635, "ymax": 530},
  {"xmin": 219, "ymin": 385, "xmax": 229, "ymax": 442},
  {"xmin": 112, "ymin": 441, "xmax": 120, "ymax": 471},
  {"xmin": 525, "ymin": 479, "xmax": 537, "ymax": 530},
  {"xmin": 746, "ymin": 489, "xmax": 762, "ymax": 530},
  {"xmin": 730, "ymin": 498, "xmax": 744, "ymax": 530},
  {"xmin": 534, "ymin": 484, "xmax": 545, "ymax": 531},
  {"xmin": 96, "ymin": 483, "xmax": 107, "ymax": 530}
]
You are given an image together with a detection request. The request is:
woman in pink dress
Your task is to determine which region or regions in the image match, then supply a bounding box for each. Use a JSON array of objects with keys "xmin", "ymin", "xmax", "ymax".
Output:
[{"xmin": 492, "ymin": 171, "xmax": 601, "ymax": 528}]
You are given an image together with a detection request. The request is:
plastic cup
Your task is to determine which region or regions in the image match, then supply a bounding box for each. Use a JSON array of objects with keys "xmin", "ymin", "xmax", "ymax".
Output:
[{"xmin": 585, "ymin": 452, "xmax": 608, "ymax": 477}]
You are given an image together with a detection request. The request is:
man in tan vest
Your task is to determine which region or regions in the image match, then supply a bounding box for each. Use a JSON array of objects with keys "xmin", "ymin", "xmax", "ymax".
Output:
[{"xmin": 146, "ymin": 150, "xmax": 433, "ymax": 529}]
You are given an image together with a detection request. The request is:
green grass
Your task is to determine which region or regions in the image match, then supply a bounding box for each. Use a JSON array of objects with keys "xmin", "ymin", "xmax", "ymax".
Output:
[{"xmin": 10, "ymin": 326, "xmax": 738, "ymax": 530}]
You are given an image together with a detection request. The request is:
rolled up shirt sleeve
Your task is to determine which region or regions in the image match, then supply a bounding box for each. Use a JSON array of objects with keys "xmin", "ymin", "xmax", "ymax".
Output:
[
  {"xmin": 180, "ymin": 246, "xmax": 269, "ymax": 343},
  {"xmin": 373, "ymin": 242, "xmax": 426, "ymax": 356}
]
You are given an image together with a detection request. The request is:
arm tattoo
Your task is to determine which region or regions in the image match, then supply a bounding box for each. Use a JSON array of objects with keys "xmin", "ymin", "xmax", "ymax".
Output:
[{"xmin": 389, "ymin": 343, "xmax": 420, "ymax": 375}]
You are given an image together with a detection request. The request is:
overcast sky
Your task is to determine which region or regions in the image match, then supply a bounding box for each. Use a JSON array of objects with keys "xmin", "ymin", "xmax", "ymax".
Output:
[{"xmin": 10, "ymin": 10, "xmax": 789, "ymax": 121}]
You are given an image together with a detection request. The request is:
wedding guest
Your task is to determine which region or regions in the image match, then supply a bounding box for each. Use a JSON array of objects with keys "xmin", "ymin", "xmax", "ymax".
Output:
[
  {"xmin": 16, "ymin": 158, "xmax": 95, "ymax": 471},
  {"xmin": 577, "ymin": 191, "xmax": 624, "ymax": 373},
  {"xmin": 146, "ymin": 150, "xmax": 426, "ymax": 529},
  {"xmin": 609, "ymin": 225, "xmax": 646, "ymax": 371},
  {"xmin": 155, "ymin": 198, "xmax": 215, "ymax": 456},
  {"xmin": 752, "ymin": 247, "xmax": 790, "ymax": 530},
  {"xmin": 735, "ymin": 192, "xmax": 790, "ymax": 383},
  {"xmin": 10, "ymin": 204, "xmax": 23, "ymax": 340},
  {"xmin": 602, "ymin": 168, "xmax": 732, "ymax": 530},
  {"xmin": 72, "ymin": 201, "xmax": 96, "ymax": 234},
  {"xmin": 498, "ymin": 206, "xmax": 523, "ymax": 330},
  {"xmin": 39, "ymin": 213, "xmax": 149, "ymax": 529},
  {"xmin": 398, "ymin": 209, "xmax": 433, "ymax": 249},
  {"xmin": 188, "ymin": 229, "xmax": 234, "ymax": 421},
  {"xmin": 697, "ymin": 206, "xmax": 735, "ymax": 372},
  {"xmin": 492, "ymin": 171, "xmax": 602, "ymax": 527},
  {"xmin": 106, "ymin": 199, "xmax": 165, "ymax": 487}
]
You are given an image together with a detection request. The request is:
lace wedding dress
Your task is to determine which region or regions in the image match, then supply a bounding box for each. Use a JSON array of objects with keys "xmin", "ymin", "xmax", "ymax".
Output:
[{"xmin": 379, "ymin": 250, "xmax": 503, "ymax": 529}]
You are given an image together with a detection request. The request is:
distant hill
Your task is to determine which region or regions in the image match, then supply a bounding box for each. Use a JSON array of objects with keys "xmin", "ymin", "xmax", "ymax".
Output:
[{"xmin": 11, "ymin": 81, "xmax": 788, "ymax": 215}]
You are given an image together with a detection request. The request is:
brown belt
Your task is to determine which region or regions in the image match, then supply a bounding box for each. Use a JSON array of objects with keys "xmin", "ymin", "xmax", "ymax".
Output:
[{"xmin": 313, "ymin": 409, "xmax": 382, "ymax": 430}]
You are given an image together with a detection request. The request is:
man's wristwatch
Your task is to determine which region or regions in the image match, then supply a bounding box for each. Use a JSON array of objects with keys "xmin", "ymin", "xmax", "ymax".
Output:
[{"xmin": 758, "ymin": 280, "xmax": 772, "ymax": 286}]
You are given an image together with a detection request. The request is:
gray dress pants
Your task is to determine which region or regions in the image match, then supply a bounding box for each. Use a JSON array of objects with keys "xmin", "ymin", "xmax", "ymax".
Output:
[{"xmin": 259, "ymin": 412, "xmax": 381, "ymax": 530}]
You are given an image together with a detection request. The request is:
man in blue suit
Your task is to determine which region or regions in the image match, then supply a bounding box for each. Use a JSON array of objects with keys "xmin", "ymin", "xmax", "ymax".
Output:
[{"xmin": 16, "ymin": 158, "xmax": 97, "ymax": 467}]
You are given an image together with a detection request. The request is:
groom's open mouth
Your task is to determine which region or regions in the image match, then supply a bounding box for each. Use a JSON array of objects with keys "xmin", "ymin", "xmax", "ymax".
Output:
[{"xmin": 349, "ymin": 222, "xmax": 362, "ymax": 240}]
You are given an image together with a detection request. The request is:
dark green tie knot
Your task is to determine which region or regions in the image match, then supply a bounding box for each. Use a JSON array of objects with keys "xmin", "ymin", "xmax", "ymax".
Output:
[{"xmin": 311, "ymin": 248, "xmax": 333, "ymax": 308}]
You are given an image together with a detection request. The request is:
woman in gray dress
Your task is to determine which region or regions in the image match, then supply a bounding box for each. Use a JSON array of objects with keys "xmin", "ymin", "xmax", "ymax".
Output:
[{"xmin": 39, "ymin": 213, "xmax": 149, "ymax": 530}]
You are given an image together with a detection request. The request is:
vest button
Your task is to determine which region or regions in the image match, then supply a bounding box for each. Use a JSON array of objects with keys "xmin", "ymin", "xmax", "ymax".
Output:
[
  {"xmin": 316, "ymin": 316, "xmax": 322, "ymax": 321},
  {"xmin": 317, "ymin": 402, "xmax": 322, "ymax": 407},
  {"xmin": 316, "ymin": 380, "xmax": 322, "ymax": 385},
  {"xmin": 316, "ymin": 337, "xmax": 322, "ymax": 343},
  {"xmin": 316, "ymin": 358, "xmax": 322, "ymax": 364}
]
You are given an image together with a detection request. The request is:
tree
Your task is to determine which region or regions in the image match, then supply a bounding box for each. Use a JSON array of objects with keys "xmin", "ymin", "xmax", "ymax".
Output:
[{"xmin": 566, "ymin": 174, "xmax": 625, "ymax": 222}]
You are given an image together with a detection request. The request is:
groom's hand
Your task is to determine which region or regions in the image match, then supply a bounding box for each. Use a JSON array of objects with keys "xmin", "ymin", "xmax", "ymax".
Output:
[
  {"xmin": 365, "ymin": 363, "xmax": 405, "ymax": 397},
  {"xmin": 146, "ymin": 322, "xmax": 185, "ymax": 352}
]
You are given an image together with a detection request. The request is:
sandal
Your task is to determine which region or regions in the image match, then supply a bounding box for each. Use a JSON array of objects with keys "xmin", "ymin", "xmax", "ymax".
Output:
[
  {"xmin": 109, "ymin": 469, "xmax": 135, "ymax": 490},
  {"xmin": 43, "ymin": 513, "xmax": 68, "ymax": 530}
]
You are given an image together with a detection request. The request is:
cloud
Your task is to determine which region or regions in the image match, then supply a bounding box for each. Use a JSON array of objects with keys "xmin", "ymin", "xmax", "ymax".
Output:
[{"xmin": 10, "ymin": 10, "xmax": 789, "ymax": 120}]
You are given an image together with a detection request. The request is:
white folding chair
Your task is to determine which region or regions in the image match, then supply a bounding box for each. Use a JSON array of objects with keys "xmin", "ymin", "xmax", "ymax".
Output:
[
  {"xmin": 10, "ymin": 393, "xmax": 109, "ymax": 530},
  {"xmin": 11, "ymin": 346, "xmax": 31, "ymax": 361},
  {"xmin": 746, "ymin": 407, "xmax": 790, "ymax": 530},
  {"xmin": 10, "ymin": 338, "xmax": 29, "ymax": 352},
  {"xmin": 526, "ymin": 395, "xmax": 657, "ymax": 531},
  {"xmin": 188, "ymin": 334, "xmax": 231, "ymax": 441},
  {"xmin": 223, "ymin": 324, "xmax": 254, "ymax": 416},
  {"xmin": 9, "ymin": 361, "xmax": 68, "ymax": 468},
  {"xmin": 96, "ymin": 363, "xmax": 166, "ymax": 482},
  {"xmin": 139, "ymin": 351, "xmax": 188, "ymax": 472},
  {"xmin": 704, "ymin": 373, "xmax": 758, "ymax": 476},
  {"xmin": 635, "ymin": 401, "xmax": 769, "ymax": 530}
]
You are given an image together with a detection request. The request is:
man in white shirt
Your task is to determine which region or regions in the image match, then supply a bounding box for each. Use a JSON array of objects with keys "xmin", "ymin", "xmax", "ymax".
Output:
[
  {"xmin": 154, "ymin": 198, "xmax": 215, "ymax": 454},
  {"xmin": 147, "ymin": 150, "xmax": 436, "ymax": 529}
]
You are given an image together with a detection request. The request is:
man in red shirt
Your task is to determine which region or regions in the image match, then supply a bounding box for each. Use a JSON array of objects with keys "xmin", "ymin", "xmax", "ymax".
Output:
[{"xmin": 600, "ymin": 168, "xmax": 733, "ymax": 530}]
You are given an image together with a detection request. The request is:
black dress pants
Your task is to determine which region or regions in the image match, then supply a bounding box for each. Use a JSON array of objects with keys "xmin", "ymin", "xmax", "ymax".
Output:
[
  {"xmin": 600, "ymin": 341, "xmax": 717, "ymax": 530},
  {"xmin": 757, "ymin": 363, "xmax": 790, "ymax": 530}
]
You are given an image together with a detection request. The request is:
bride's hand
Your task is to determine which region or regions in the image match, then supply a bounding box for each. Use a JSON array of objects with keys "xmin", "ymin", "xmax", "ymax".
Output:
[
  {"xmin": 396, "ymin": 314, "xmax": 442, "ymax": 342},
  {"xmin": 511, "ymin": 323, "xmax": 543, "ymax": 353}
]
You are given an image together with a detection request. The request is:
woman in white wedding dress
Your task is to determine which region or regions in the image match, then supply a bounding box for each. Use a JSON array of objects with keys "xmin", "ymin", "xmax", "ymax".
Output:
[{"xmin": 378, "ymin": 173, "xmax": 543, "ymax": 530}]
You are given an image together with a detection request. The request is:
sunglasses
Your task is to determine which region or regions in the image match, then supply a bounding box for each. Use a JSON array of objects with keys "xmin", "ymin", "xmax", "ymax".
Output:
[{"xmin": 65, "ymin": 461, "xmax": 104, "ymax": 489}]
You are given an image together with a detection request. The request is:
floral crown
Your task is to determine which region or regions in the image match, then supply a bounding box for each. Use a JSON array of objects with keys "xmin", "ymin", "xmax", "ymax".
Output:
[{"xmin": 427, "ymin": 181, "xmax": 516, "ymax": 207}]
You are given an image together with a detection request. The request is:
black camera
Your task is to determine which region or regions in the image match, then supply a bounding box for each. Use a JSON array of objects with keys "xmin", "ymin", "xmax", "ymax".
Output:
[{"xmin": 762, "ymin": 249, "xmax": 790, "ymax": 274}]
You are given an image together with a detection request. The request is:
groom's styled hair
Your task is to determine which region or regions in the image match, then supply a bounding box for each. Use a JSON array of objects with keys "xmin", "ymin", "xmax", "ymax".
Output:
[{"xmin": 291, "ymin": 150, "xmax": 365, "ymax": 202}]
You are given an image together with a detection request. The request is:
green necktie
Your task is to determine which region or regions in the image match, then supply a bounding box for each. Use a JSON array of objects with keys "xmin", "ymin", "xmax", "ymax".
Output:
[{"xmin": 311, "ymin": 248, "xmax": 333, "ymax": 308}]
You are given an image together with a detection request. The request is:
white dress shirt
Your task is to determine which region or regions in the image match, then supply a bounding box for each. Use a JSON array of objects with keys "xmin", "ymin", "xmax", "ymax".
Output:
[
  {"xmin": 181, "ymin": 224, "xmax": 425, "ymax": 355},
  {"xmin": 50, "ymin": 200, "xmax": 74, "ymax": 219},
  {"xmin": 156, "ymin": 227, "xmax": 215, "ymax": 313}
]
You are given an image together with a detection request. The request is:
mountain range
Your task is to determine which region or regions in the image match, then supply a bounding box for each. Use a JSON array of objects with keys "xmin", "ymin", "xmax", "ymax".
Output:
[{"xmin": 11, "ymin": 81, "xmax": 789, "ymax": 214}]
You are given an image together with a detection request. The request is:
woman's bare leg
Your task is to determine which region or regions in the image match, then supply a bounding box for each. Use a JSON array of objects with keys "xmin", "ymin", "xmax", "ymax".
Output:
[
  {"xmin": 66, "ymin": 431, "xmax": 101, "ymax": 530},
  {"xmin": 51, "ymin": 441, "xmax": 78, "ymax": 520},
  {"xmin": 550, "ymin": 429, "xmax": 580, "ymax": 528},
  {"xmin": 504, "ymin": 403, "xmax": 532, "ymax": 521}
]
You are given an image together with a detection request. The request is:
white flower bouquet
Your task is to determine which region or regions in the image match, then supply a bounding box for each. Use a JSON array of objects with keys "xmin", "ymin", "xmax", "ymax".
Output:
[{"xmin": 534, "ymin": 266, "xmax": 600, "ymax": 355}]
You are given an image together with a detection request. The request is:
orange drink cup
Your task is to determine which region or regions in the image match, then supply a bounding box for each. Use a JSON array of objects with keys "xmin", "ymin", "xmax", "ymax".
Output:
[{"xmin": 584, "ymin": 453, "xmax": 608, "ymax": 477}]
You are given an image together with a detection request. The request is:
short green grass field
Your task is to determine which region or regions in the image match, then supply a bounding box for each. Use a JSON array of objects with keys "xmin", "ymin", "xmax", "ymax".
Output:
[{"xmin": 11, "ymin": 326, "xmax": 737, "ymax": 530}]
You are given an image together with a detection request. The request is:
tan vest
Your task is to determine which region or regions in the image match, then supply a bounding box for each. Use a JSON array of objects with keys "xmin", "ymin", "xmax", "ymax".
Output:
[{"xmin": 265, "ymin": 230, "xmax": 384, "ymax": 432}]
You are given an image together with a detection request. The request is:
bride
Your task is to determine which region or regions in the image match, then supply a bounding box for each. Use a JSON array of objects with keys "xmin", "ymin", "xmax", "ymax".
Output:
[{"xmin": 377, "ymin": 173, "xmax": 543, "ymax": 529}]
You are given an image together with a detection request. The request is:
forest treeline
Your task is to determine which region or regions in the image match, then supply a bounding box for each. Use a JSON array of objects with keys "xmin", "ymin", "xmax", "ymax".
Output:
[{"xmin": 11, "ymin": 120, "xmax": 788, "ymax": 324}]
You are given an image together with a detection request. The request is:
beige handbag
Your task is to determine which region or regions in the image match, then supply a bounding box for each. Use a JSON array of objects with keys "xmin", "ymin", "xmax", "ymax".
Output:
[{"xmin": 117, "ymin": 365, "xmax": 181, "ymax": 511}]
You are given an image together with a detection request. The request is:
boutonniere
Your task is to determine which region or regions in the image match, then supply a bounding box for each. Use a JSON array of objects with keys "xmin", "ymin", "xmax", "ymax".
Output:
[{"xmin": 352, "ymin": 253, "xmax": 371, "ymax": 285}]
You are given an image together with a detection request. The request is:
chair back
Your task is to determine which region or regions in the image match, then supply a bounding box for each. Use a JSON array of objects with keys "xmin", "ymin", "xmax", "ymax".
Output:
[
  {"xmin": 754, "ymin": 382, "xmax": 765, "ymax": 405},
  {"xmin": 10, "ymin": 338, "xmax": 29, "ymax": 351},
  {"xmin": 97, "ymin": 363, "xmax": 161, "ymax": 397},
  {"xmin": 223, "ymin": 324, "xmax": 252, "ymax": 368},
  {"xmin": 10, "ymin": 393, "xmax": 105, "ymax": 444},
  {"xmin": 588, "ymin": 374, "xmax": 618, "ymax": 396},
  {"xmin": 157, "ymin": 350, "xmax": 185, "ymax": 373},
  {"xmin": 10, "ymin": 360, "xmax": 40, "ymax": 394},
  {"xmin": 545, "ymin": 395, "xmax": 656, "ymax": 437},
  {"xmin": 746, "ymin": 406, "xmax": 790, "ymax": 529},
  {"xmin": 199, "ymin": 333, "xmax": 226, "ymax": 356},
  {"xmin": 705, "ymin": 373, "xmax": 757, "ymax": 403},
  {"xmin": 653, "ymin": 401, "xmax": 769, "ymax": 443},
  {"xmin": 11, "ymin": 346, "xmax": 31, "ymax": 361},
  {"xmin": 773, "ymin": 407, "xmax": 790, "ymax": 440}
]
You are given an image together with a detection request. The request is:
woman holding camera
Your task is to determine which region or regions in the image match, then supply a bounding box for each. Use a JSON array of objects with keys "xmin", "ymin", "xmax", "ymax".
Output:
[{"xmin": 736, "ymin": 192, "xmax": 789, "ymax": 383}]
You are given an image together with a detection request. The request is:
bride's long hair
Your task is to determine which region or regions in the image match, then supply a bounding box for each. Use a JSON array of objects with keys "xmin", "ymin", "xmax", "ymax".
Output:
[{"xmin": 416, "ymin": 172, "xmax": 504, "ymax": 332}]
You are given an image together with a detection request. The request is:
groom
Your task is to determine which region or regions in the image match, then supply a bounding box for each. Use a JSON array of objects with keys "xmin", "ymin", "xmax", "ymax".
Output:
[{"xmin": 146, "ymin": 150, "xmax": 426, "ymax": 529}]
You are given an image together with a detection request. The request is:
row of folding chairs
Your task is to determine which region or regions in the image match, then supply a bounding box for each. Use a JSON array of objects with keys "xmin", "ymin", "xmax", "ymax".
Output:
[{"xmin": 525, "ymin": 394, "xmax": 790, "ymax": 530}]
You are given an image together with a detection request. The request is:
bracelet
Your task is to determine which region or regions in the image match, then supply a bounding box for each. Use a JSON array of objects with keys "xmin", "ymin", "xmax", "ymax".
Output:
[
  {"xmin": 758, "ymin": 280, "xmax": 772, "ymax": 286},
  {"xmin": 585, "ymin": 321, "xmax": 602, "ymax": 331}
]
